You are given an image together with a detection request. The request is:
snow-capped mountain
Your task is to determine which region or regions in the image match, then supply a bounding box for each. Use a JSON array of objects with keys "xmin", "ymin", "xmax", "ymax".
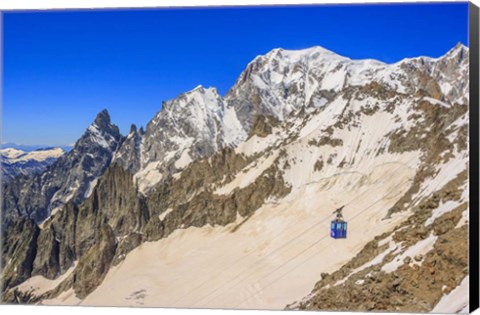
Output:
[
  {"xmin": 114, "ymin": 43, "xmax": 468, "ymax": 196},
  {"xmin": 226, "ymin": 43, "xmax": 468, "ymax": 130},
  {"xmin": 113, "ymin": 85, "xmax": 246, "ymax": 194},
  {"xmin": 2, "ymin": 110, "xmax": 123, "ymax": 225},
  {"xmin": 1, "ymin": 147, "xmax": 65, "ymax": 182},
  {"xmin": 2, "ymin": 43, "xmax": 470, "ymax": 313},
  {"xmin": 1, "ymin": 143, "xmax": 72, "ymax": 152}
]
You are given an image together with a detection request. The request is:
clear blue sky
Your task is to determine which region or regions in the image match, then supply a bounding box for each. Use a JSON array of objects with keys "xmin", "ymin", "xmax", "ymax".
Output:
[{"xmin": 2, "ymin": 3, "xmax": 469, "ymax": 146}]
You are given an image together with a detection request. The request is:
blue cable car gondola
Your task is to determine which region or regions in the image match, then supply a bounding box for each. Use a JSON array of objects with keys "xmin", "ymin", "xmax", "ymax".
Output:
[
  {"xmin": 330, "ymin": 220, "xmax": 347, "ymax": 239},
  {"xmin": 330, "ymin": 205, "xmax": 347, "ymax": 239}
]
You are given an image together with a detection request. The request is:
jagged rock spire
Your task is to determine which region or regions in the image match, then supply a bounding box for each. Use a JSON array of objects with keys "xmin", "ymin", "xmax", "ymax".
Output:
[{"xmin": 94, "ymin": 109, "xmax": 111, "ymax": 127}]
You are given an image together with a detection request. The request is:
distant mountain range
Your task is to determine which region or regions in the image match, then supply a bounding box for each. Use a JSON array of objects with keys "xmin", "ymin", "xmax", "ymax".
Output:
[
  {"xmin": 1, "ymin": 147, "xmax": 66, "ymax": 182},
  {"xmin": 2, "ymin": 143, "xmax": 72, "ymax": 152}
]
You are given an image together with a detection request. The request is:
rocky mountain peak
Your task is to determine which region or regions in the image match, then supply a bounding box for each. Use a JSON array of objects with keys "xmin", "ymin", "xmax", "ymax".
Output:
[
  {"xmin": 129, "ymin": 124, "xmax": 138, "ymax": 134},
  {"xmin": 442, "ymin": 42, "xmax": 468, "ymax": 64},
  {"xmin": 450, "ymin": 41, "xmax": 467, "ymax": 53},
  {"xmin": 113, "ymin": 123, "xmax": 142, "ymax": 174},
  {"xmin": 263, "ymin": 45, "xmax": 345, "ymax": 64},
  {"xmin": 191, "ymin": 84, "xmax": 206, "ymax": 92},
  {"xmin": 81, "ymin": 110, "xmax": 122, "ymax": 151},
  {"xmin": 181, "ymin": 85, "xmax": 222, "ymax": 105},
  {"xmin": 94, "ymin": 109, "xmax": 111, "ymax": 126}
]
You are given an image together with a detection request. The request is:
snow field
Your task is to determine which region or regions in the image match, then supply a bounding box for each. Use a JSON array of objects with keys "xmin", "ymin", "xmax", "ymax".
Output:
[{"xmin": 76, "ymin": 151, "xmax": 416, "ymax": 309}]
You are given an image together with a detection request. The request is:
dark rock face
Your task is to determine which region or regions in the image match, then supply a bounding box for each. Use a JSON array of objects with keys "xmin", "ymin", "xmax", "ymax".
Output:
[
  {"xmin": 32, "ymin": 226, "xmax": 60, "ymax": 279},
  {"xmin": 2, "ymin": 218, "xmax": 39, "ymax": 290},
  {"xmin": 71, "ymin": 224, "xmax": 117, "ymax": 299},
  {"xmin": 1, "ymin": 162, "xmax": 147, "ymax": 300},
  {"xmin": 140, "ymin": 144, "xmax": 288, "ymax": 243},
  {"xmin": 112, "ymin": 232, "xmax": 143, "ymax": 266},
  {"xmin": 247, "ymin": 115, "xmax": 280, "ymax": 139},
  {"xmin": 144, "ymin": 148, "xmax": 291, "ymax": 242},
  {"xmin": 90, "ymin": 163, "xmax": 150, "ymax": 236},
  {"xmin": 50, "ymin": 202, "xmax": 79, "ymax": 275},
  {"xmin": 112, "ymin": 124, "xmax": 142, "ymax": 174}
]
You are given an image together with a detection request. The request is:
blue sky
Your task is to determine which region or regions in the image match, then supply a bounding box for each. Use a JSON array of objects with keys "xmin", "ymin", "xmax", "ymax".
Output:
[{"xmin": 2, "ymin": 3, "xmax": 469, "ymax": 146}]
